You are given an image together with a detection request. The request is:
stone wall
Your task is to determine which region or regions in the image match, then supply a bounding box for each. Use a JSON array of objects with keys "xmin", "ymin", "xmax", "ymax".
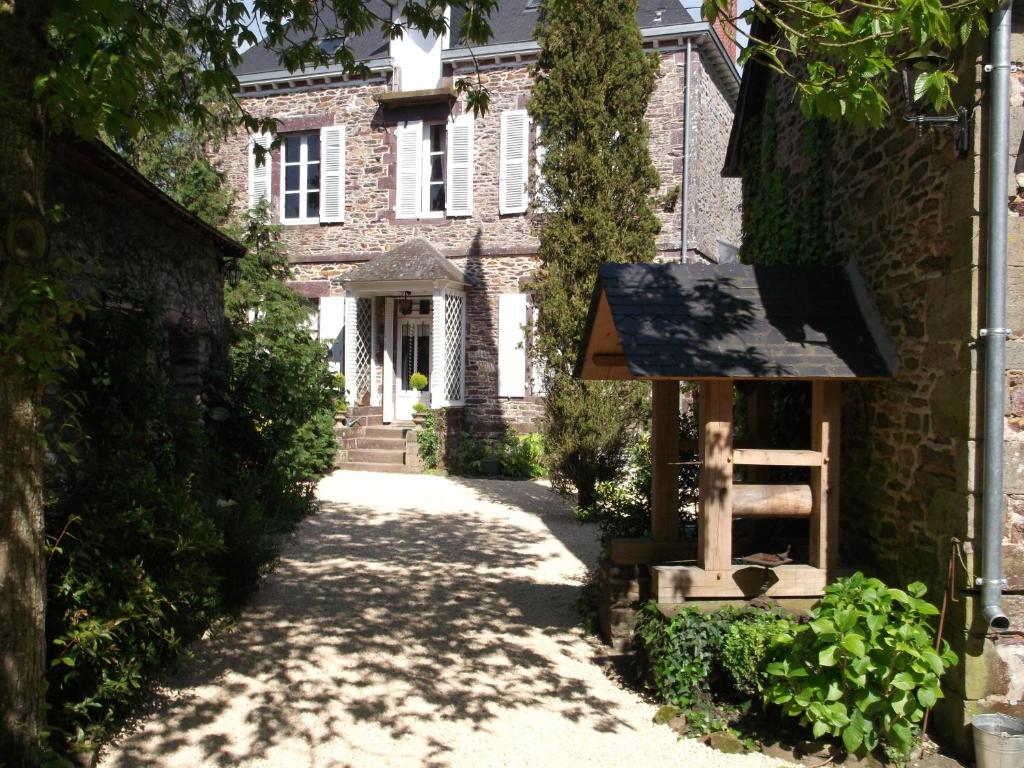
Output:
[
  {"xmin": 738, "ymin": 27, "xmax": 1024, "ymax": 753},
  {"xmin": 49, "ymin": 140, "xmax": 231, "ymax": 400},
  {"xmin": 213, "ymin": 51, "xmax": 741, "ymax": 261},
  {"xmin": 688, "ymin": 47, "xmax": 743, "ymax": 260}
]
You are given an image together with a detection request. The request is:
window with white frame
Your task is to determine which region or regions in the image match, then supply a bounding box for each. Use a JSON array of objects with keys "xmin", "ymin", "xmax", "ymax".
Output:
[
  {"xmin": 424, "ymin": 124, "xmax": 446, "ymax": 214},
  {"xmin": 281, "ymin": 133, "xmax": 321, "ymax": 223},
  {"xmin": 249, "ymin": 126, "xmax": 344, "ymax": 224},
  {"xmin": 395, "ymin": 115, "xmax": 473, "ymax": 219}
]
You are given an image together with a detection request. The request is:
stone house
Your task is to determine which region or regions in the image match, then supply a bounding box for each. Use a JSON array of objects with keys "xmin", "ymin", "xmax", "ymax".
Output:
[
  {"xmin": 213, "ymin": 0, "xmax": 742, "ymax": 448},
  {"xmin": 721, "ymin": 8, "xmax": 1024, "ymax": 754},
  {"xmin": 50, "ymin": 138, "xmax": 238, "ymax": 398}
]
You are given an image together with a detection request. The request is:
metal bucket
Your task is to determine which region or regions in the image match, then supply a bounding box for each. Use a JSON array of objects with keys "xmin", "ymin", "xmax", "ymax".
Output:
[{"xmin": 973, "ymin": 713, "xmax": 1024, "ymax": 768}]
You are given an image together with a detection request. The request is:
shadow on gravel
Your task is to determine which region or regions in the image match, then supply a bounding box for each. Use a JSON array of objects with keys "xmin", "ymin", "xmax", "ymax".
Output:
[{"xmin": 102, "ymin": 480, "xmax": 624, "ymax": 768}]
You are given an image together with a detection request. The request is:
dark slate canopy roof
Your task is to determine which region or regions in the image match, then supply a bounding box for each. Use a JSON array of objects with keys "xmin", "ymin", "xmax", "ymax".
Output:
[
  {"xmin": 575, "ymin": 262, "xmax": 897, "ymax": 381},
  {"xmin": 342, "ymin": 238, "xmax": 467, "ymax": 285}
]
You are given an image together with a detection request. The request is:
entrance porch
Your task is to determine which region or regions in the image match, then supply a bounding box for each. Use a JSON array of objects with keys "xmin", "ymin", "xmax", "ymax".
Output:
[{"xmin": 341, "ymin": 238, "xmax": 467, "ymax": 424}]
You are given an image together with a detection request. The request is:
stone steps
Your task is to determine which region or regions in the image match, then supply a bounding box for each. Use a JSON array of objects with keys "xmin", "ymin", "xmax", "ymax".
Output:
[
  {"xmin": 346, "ymin": 448, "xmax": 405, "ymax": 464},
  {"xmin": 349, "ymin": 437, "xmax": 407, "ymax": 450},
  {"xmin": 336, "ymin": 421, "xmax": 422, "ymax": 473},
  {"xmin": 337, "ymin": 461, "xmax": 420, "ymax": 474}
]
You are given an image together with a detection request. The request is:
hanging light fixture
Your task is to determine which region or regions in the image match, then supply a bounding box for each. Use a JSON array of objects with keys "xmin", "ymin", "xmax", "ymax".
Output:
[
  {"xmin": 900, "ymin": 54, "xmax": 973, "ymax": 160},
  {"xmin": 398, "ymin": 290, "xmax": 413, "ymax": 315},
  {"xmin": 225, "ymin": 257, "xmax": 242, "ymax": 288}
]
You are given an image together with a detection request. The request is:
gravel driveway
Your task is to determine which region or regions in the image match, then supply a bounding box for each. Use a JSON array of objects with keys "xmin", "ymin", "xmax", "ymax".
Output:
[{"xmin": 99, "ymin": 470, "xmax": 790, "ymax": 768}]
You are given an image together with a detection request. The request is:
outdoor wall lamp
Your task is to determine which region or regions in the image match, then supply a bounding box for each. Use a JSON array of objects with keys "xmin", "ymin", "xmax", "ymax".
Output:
[
  {"xmin": 398, "ymin": 290, "xmax": 413, "ymax": 315},
  {"xmin": 225, "ymin": 257, "xmax": 242, "ymax": 288},
  {"xmin": 900, "ymin": 55, "xmax": 973, "ymax": 160}
]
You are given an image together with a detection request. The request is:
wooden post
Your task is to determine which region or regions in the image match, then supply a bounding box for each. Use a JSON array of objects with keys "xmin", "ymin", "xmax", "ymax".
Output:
[
  {"xmin": 810, "ymin": 381, "xmax": 841, "ymax": 574},
  {"xmin": 651, "ymin": 380, "xmax": 680, "ymax": 542},
  {"xmin": 698, "ymin": 380, "xmax": 734, "ymax": 571},
  {"xmin": 747, "ymin": 384, "xmax": 773, "ymax": 483}
]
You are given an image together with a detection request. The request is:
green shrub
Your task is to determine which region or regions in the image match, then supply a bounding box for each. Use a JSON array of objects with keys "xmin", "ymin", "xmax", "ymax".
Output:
[
  {"xmin": 581, "ymin": 422, "xmax": 698, "ymax": 549},
  {"xmin": 722, "ymin": 611, "xmax": 797, "ymax": 697},
  {"xmin": 416, "ymin": 409, "xmax": 440, "ymax": 469},
  {"xmin": 499, "ymin": 430, "xmax": 546, "ymax": 479},
  {"xmin": 412, "ymin": 401, "xmax": 429, "ymax": 414},
  {"xmin": 633, "ymin": 602, "xmax": 743, "ymax": 714},
  {"xmin": 763, "ymin": 573, "xmax": 957, "ymax": 760},
  {"xmin": 451, "ymin": 428, "xmax": 546, "ymax": 479}
]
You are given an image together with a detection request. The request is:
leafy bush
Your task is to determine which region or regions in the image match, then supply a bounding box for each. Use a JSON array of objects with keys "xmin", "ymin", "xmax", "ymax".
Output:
[
  {"xmin": 722, "ymin": 611, "xmax": 797, "ymax": 697},
  {"xmin": 412, "ymin": 401, "xmax": 428, "ymax": 414},
  {"xmin": 633, "ymin": 602, "xmax": 743, "ymax": 714},
  {"xmin": 416, "ymin": 409, "xmax": 440, "ymax": 469},
  {"xmin": 581, "ymin": 421, "xmax": 698, "ymax": 549},
  {"xmin": 451, "ymin": 428, "xmax": 547, "ymax": 479},
  {"xmin": 499, "ymin": 430, "xmax": 546, "ymax": 479},
  {"xmin": 763, "ymin": 573, "xmax": 957, "ymax": 760}
]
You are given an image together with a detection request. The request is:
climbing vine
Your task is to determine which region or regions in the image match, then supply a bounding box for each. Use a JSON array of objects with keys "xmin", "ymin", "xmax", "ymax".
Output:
[{"xmin": 739, "ymin": 92, "xmax": 829, "ymax": 266}]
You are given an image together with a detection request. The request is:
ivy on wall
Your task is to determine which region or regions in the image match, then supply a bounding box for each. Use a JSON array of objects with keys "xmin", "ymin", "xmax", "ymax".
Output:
[{"xmin": 740, "ymin": 91, "xmax": 829, "ymax": 266}]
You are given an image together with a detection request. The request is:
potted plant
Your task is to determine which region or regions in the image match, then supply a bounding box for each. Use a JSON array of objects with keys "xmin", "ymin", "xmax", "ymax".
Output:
[
  {"xmin": 411, "ymin": 401, "xmax": 429, "ymax": 427},
  {"xmin": 409, "ymin": 372, "xmax": 428, "ymax": 392}
]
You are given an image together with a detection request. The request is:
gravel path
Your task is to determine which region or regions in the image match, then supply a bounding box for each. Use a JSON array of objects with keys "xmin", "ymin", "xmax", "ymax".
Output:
[{"xmin": 99, "ymin": 470, "xmax": 792, "ymax": 768}]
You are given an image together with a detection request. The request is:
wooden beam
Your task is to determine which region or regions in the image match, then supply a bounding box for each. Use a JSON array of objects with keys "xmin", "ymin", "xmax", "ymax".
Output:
[
  {"xmin": 652, "ymin": 563, "xmax": 827, "ymax": 601},
  {"xmin": 698, "ymin": 380, "xmax": 734, "ymax": 571},
  {"xmin": 733, "ymin": 449, "xmax": 823, "ymax": 466},
  {"xmin": 733, "ymin": 484, "xmax": 812, "ymax": 518},
  {"xmin": 810, "ymin": 381, "xmax": 841, "ymax": 574},
  {"xmin": 651, "ymin": 380, "xmax": 680, "ymax": 543},
  {"xmin": 609, "ymin": 538, "xmax": 695, "ymax": 566}
]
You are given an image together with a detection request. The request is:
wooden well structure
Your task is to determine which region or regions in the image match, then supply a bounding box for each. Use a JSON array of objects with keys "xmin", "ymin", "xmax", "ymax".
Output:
[{"xmin": 577, "ymin": 262, "xmax": 896, "ymax": 603}]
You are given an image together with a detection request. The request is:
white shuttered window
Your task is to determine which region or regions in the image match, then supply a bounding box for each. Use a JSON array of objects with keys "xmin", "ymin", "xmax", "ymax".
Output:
[
  {"xmin": 498, "ymin": 293, "xmax": 528, "ymax": 397},
  {"xmin": 499, "ymin": 110, "xmax": 529, "ymax": 214},
  {"xmin": 395, "ymin": 121, "xmax": 423, "ymax": 218},
  {"xmin": 248, "ymin": 132, "xmax": 273, "ymax": 210},
  {"xmin": 446, "ymin": 113, "xmax": 474, "ymax": 217},
  {"xmin": 319, "ymin": 125, "xmax": 345, "ymax": 223}
]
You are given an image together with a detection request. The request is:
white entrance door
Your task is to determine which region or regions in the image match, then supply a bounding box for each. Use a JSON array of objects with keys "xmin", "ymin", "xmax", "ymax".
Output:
[{"xmin": 396, "ymin": 316, "xmax": 431, "ymax": 420}]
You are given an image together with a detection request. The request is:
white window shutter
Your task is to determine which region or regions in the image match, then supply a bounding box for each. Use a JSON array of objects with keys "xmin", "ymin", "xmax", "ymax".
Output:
[
  {"xmin": 498, "ymin": 293, "xmax": 528, "ymax": 397},
  {"xmin": 499, "ymin": 110, "xmax": 529, "ymax": 215},
  {"xmin": 446, "ymin": 113, "xmax": 474, "ymax": 217},
  {"xmin": 248, "ymin": 132, "xmax": 273, "ymax": 210},
  {"xmin": 319, "ymin": 125, "xmax": 345, "ymax": 223},
  {"xmin": 319, "ymin": 296, "xmax": 345, "ymax": 342},
  {"xmin": 395, "ymin": 121, "xmax": 422, "ymax": 218}
]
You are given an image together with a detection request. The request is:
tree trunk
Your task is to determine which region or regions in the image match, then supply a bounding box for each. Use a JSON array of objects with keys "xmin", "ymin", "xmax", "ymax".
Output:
[{"xmin": 0, "ymin": 1, "xmax": 54, "ymax": 764}]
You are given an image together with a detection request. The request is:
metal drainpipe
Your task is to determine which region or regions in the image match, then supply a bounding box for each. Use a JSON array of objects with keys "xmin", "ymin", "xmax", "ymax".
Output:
[
  {"xmin": 980, "ymin": 0, "xmax": 1013, "ymax": 632},
  {"xmin": 680, "ymin": 37, "xmax": 692, "ymax": 263}
]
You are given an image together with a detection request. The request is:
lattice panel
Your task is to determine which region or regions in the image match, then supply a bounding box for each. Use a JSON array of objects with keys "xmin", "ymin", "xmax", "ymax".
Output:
[
  {"xmin": 444, "ymin": 293, "xmax": 465, "ymax": 402},
  {"xmin": 353, "ymin": 298, "xmax": 372, "ymax": 399}
]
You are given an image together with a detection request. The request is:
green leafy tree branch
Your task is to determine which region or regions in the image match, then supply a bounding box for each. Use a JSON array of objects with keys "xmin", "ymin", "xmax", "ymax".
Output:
[{"xmin": 703, "ymin": 0, "xmax": 997, "ymax": 125}]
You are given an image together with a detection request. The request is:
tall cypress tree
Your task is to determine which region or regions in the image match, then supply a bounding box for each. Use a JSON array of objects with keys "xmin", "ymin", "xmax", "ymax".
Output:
[{"xmin": 529, "ymin": 0, "xmax": 661, "ymax": 508}]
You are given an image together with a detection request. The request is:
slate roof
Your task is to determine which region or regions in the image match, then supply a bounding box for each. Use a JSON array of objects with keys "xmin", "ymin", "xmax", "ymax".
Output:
[
  {"xmin": 575, "ymin": 262, "xmax": 897, "ymax": 380},
  {"xmin": 236, "ymin": 0, "xmax": 696, "ymax": 77},
  {"xmin": 235, "ymin": 0, "xmax": 393, "ymax": 77},
  {"xmin": 449, "ymin": 0, "xmax": 695, "ymax": 48},
  {"xmin": 342, "ymin": 238, "xmax": 467, "ymax": 285}
]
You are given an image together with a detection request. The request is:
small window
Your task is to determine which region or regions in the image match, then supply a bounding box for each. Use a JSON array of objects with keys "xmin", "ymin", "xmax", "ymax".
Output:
[
  {"xmin": 425, "ymin": 124, "xmax": 446, "ymax": 214},
  {"xmin": 281, "ymin": 133, "xmax": 321, "ymax": 223}
]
